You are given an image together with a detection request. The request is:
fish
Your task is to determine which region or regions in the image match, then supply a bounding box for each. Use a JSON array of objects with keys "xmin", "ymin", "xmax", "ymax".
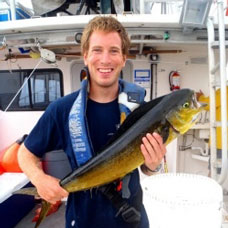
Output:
[{"xmin": 14, "ymin": 88, "xmax": 205, "ymax": 228}]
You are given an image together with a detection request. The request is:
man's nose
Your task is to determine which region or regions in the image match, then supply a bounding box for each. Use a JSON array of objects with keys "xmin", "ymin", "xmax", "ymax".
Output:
[{"xmin": 100, "ymin": 51, "xmax": 111, "ymax": 64}]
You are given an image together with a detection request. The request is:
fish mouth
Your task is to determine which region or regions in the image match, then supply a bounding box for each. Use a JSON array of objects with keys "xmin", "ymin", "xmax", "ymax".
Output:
[
  {"xmin": 198, "ymin": 102, "xmax": 208, "ymax": 110},
  {"xmin": 192, "ymin": 91, "xmax": 207, "ymax": 110}
]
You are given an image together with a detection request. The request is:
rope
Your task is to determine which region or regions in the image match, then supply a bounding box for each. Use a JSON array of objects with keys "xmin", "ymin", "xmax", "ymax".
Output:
[{"xmin": 4, "ymin": 59, "xmax": 42, "ymax": 112}]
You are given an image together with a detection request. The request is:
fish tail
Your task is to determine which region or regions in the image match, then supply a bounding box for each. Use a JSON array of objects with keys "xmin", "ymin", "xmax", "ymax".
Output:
[
  {"xmin": 34, "ymin": 200, "xmax": 51, "ymax": 228},
  {"xmin": 14, "ymin": 188, "xmax": 51, "ymax": 228},
  {"xmin": 13, "ymin": 187, "xmax": 39, "ymax": 198},
  {"xmin": 13, "ymin": 187, "xmax": 51, "ymax": 227}
]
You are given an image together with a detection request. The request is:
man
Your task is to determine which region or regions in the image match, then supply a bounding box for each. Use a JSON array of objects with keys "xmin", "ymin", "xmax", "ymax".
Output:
[{"xmin": 18, "ymin": 16, "xmax": 167, "ymax": 228}]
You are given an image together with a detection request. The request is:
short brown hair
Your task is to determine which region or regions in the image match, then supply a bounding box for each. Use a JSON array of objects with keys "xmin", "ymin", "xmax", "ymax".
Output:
[{"xmin": 81, "ymin": 16, "xmax": 130, "ymax": 56}]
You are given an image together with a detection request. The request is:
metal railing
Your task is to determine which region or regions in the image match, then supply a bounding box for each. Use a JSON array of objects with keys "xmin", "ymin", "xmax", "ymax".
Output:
[{"xmin": 207, "ymin": 0, "xmax": 228, "ymax": 184}]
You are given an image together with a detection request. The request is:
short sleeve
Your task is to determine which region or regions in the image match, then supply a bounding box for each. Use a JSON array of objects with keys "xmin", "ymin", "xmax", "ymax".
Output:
[{"xmin": 24, "ymin": 105, "xmax": 62, "ymax": 158}]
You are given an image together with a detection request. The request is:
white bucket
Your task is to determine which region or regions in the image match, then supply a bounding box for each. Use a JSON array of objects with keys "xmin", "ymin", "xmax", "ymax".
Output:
[{"xmin": 141, "ymin": 173, "xmax": 223, "ymax": 228}]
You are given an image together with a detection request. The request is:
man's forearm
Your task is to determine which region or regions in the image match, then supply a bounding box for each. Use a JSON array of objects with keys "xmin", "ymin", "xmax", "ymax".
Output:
[
  {"xmin": 18, "ymin": 143, "xmax": 69, "ymax": 203},
  {"xmin": 18, "ymin": 143, "xmax": 45, "ymax": 186}
]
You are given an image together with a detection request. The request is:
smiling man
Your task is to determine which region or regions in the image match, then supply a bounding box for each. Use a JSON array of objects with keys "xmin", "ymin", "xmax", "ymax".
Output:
[
  {"xmin": 18, "ymin": 16, "xmax": 167, "ymax": 228},
  {"xmin": 84, "ymin": 30, "xmax": 126, "ymax": 91}
]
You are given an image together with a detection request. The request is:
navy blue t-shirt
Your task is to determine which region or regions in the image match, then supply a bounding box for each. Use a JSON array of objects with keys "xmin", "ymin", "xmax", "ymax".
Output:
[
  {"xmin": 86, "ymin": 98, "xmax": 120, "ymax": 154},
  {"xmin": 24, "ymin": 91, "xmax": 149, "ymax": 228}
]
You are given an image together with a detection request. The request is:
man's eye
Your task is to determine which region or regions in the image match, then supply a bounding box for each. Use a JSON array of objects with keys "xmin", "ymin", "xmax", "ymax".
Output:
[
  {"xmin": 111, "ymin": 49, "xmax": 119, "ymax": 54},
  {"xmin": 93, "ymin": 49, "xmax": 101, "ymax": 53}
]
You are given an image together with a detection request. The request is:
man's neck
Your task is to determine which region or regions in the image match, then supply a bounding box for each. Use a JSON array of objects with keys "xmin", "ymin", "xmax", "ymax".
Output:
[{"xmin": 89, "ymin": 83, "xmax": 119, "ymax": 103}]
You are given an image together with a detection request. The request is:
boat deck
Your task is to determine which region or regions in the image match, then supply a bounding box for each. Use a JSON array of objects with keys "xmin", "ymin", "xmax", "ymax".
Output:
[{"xmin": 15, "ymin": 203, "xmax": 66, "ymax": 228}]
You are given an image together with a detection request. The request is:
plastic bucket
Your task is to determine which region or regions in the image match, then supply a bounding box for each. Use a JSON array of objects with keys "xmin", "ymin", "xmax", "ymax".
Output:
[{"xmin": 141, "ymin": 173, "xmax": 223, "ymax": 228}]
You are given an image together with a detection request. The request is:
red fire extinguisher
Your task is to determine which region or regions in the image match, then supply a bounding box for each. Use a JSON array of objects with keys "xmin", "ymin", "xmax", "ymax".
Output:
[
  {"xmin": 169, "ymin": 71, "xmax": 180, "ymax": 91},
  {"xmin": 226, "ymin": 0, "xmax": 228, "ymax": 16}
]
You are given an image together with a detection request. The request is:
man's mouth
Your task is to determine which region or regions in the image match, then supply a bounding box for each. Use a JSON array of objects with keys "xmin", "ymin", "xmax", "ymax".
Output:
[{"xmin": 98, "ymin": 68, "xmax": 113, "ymax": 73}]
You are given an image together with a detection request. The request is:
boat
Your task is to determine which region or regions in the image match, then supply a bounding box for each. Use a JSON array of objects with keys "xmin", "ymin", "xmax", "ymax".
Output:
[{"xmin": 0, "ymin": 0, "xmax": 228, "ymax": 227}]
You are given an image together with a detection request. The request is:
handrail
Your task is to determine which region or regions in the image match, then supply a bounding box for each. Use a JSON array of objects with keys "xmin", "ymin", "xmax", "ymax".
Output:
[
  {"xmin": 217, "ymin": 0, "xmax": 228, "ymax": 185},
  {"xmin": 207, "ymin": 17, "xmax": 218, "ymax": 180},
  {"xmin": 207, "ymin": 1, "xmax": 228, "ymax": 184}
]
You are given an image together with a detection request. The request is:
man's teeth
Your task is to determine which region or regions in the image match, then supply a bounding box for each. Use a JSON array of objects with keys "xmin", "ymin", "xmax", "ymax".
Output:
[{"xmin": 99, "ymin": 69, "xmax": 112, "ymax": 73}]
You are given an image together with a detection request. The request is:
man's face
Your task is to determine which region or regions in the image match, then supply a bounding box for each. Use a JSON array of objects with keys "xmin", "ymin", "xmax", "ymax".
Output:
[{"xmin": 84, "ymin": 30, "xmax": 126, "ymax": 89}]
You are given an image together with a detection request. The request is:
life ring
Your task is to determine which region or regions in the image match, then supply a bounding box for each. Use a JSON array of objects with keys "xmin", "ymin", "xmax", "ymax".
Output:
[{"xmin": 0, "ymin": 135, "xmax": 27, "ymax": 173}]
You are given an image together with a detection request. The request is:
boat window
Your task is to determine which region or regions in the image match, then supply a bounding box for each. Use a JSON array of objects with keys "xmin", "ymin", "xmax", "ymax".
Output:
[{"xmin": 0, "ymin": 69, "xmax": 63, "ymax": 111}]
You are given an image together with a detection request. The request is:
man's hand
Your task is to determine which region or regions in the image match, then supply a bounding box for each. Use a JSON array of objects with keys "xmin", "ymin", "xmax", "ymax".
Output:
[
  {"xmin": 18, "ymin": 143, "xmax": 68, "ymax": 204},
  {"xmin": 32, "ymin": 173, "xmax": 69, "ymax": 204},
  {"xmin": 140, "ymin": 132, "xmax": 166, "ymax": 175}
]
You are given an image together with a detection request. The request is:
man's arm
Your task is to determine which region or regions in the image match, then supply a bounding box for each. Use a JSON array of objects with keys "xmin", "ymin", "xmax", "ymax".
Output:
[
  {"xmin": 140, "ymin": 132, "xmax": 166, "ymax": 176},
  {"xmin": 18, "ymin": 143, "xmax": 68, "ymax": 204}
]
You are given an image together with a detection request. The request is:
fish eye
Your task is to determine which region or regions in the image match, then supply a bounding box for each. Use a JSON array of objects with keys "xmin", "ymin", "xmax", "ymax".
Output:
[{"xmin": 183, "ymin": 102, "xmax": 190, "ymax": 108}]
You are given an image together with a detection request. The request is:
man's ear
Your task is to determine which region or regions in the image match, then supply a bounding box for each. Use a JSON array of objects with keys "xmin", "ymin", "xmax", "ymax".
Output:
[
  {"xmin": 123, "ymin": 55, "xmax": 127, "ymax": 67},
  {"xmin": 83, "ymin": 53, "xmax": 88, "ymax": 66}
]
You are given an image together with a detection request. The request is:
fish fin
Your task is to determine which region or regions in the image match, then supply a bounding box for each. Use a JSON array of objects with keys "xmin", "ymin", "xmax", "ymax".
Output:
[
  {"xmin": 13, "ymin": 187, "xmax": 39, "ymax": 198},
  {"xmin": 120, "ymin": 112, "xmax": 126, "ymax": 124},
  {"xmin": 34, "ymin": 200, "xmax": 51, "ymax": 228}
]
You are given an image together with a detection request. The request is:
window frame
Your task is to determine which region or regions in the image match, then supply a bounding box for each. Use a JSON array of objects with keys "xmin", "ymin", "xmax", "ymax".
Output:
[{"xmin": 0, "ymin": 68, "xmax": 64, "ymax": 111}]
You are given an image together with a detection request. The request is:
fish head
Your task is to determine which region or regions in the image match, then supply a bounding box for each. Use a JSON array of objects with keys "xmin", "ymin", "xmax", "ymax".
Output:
[{"xmin": 166, "ymin": 90, "xmax": 206, "ymax": 135}]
